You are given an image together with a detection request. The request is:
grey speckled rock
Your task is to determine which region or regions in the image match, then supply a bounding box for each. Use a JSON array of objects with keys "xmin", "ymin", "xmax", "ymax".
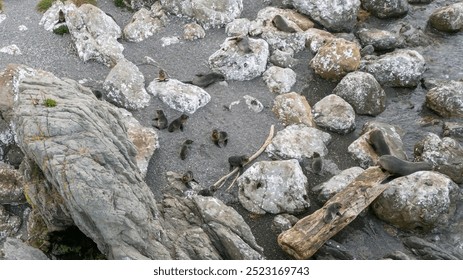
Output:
[
  {"xmin": 357, "ymin": 28, "xmax": 402, "ymax": 50},
  {"xmin": 372, "ymin": 171, "xmax": 460, "ymax": 231},
  {"xmin": 66, "ymin": 4, "xmax": 124, "ymax": 67},
  {"xmin": 122, "ymin": 0, "xmax": 157, "ymax": 10},
  {"xmin": 348, "ymin": 121, "xmax": 407, "ymax": 168},
  {"xmin": 160, "ymin": 0, "xmax": 243, "ymax": 29},
  {"xmin": 360, "ymin": 49, "xmax": 426, "ymax": 87},
  {"xmin": 333, "ymin": 71, "xmax": 386, "ymax": 116},
  {"xmin": 225, "ymin": 18, "xmax": 251, "ymax": 36},
  {"xmin": 262, "ymin": 66, "xmax": 296, "ymax": 94},
  {"xmin": 238, "ymin": 159, "xmax": 309, "ymax": 215},
  {"xmin": 313, "ymin": 94, "xmax": 356, "ymax": 134},
  {"xmin": 443, "ymin": 122, "xmax": 463, "ymax": 139},
  {"xmin": 310, "ymin": 38, "xmax": 361, "ymax": 81},
  {"xmin": 3, "ymin": 238, "xmax": 49, "ymax": 260},
  {"xmin": 147, "ymin": 78, "xmax": 211, "ymax": 114},
  {"xmin": 312, "ymin": 167, "xmax": 364, "ymax": 203},
  {"xmin": 0, "ymin": 205, "xmax": 21, "ymax": 242},
  {"xmin": 266, "ymin": 124, "xmax": 331, "ymax": 160},
  {"xmin": 123, "ymin": 3, "xmax": 167, "ymax": 42},
  {"xmin": 103, "ymin": 58, "xmax": 151, "ymax": 110},
  {"xmin": 425, "ymin": 80, "xmax": 463, "ymax": 117},
  {"xmin": 0, "ymin": 64, "xmax": 172, "ymax": 260},
  {"xmin": 269, "ymin": 49, "xmax": 298, "ymax": 68},
  {"xmin": 0, "ymin": 167, "xmax": 26, "ymax": 205},
  {"xmin": 305, "ymin": 28, "xmax": 335, "ymax": 54},
  {"xmin": 362, "ymin": 0, "xmax": 409, "ymax": 19},
  {"xmin": 183, "ymin": 22, "xmax": 206, "ymax": 40},
  {"xmin": 271, "ymin": 214, "xmax": 299, "ymax": 234},
  {"xmin": 209, "ymin": 37, "xmax": 269, "ymax": 81},
  {"xmin": 429, "ymin": 3, "xmax": 463, "ymax": 32},
  {"xmin": 283, "ymin": 0, "xmax": 360, "ymax": 32},
  {"xmin": 272, "ymin": 92, "xmax": 315, "ymax": 127}
]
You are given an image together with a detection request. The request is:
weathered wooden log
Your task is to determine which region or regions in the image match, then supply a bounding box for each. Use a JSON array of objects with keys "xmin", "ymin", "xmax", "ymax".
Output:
[{"xmin": 277, "ymin": 166, "xmax": 390, "ymax": 259}]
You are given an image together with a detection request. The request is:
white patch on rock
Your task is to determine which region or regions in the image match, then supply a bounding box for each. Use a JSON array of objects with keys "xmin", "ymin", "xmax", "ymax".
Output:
[
  {"xmin": 161, "ymin": 36, "xmax": 181, "ymax": 47},
  {"xmin": 18, "ymin": 25, "xmax": 28, "ymax": 31},
  {"xmin": 243, "ymin": 95, "xmax": 263, "ymax": 113},
  {"xmin": 0, "ymin": 45, "xmax": 22, "ymax": 56}
]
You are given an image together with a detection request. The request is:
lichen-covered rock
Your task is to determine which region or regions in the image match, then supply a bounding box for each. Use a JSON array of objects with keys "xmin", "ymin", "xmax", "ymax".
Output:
[
  {"xmin": 429, "ymin": 2, "xmax": 463, "ymax": 32},
  {"xmin": 269, "ymin": 49, "xmax": 299, "ymax": 68},
  {"xmin": 262, "ymin": 66, "xmax": 296, "ymax": 94},
  {"xmin": 333, "ymin": 71, "xmax": 386, "ymax": 116},
  {"xmin": 266, "ymin": 124, "xmax": 331, "ymax": 160},
  {"xmin": 237, "ymin": 159, "xmax": 310, "ymax": 215},
  {"xmin": 360, "ymin": 49, "xmax": 426, "ymax": 87},
  {"xmin": 443, "ymin": 122, "xmax": 463, "ymax": 139},
  {"xmin": 357, "ymin": 28, "xmax": 402, "ymax": 50},
  {"xmin": 425, "ymin": 80, "xmax": 463, "ymax": 117},
  {"xmin": 2, "ymin": 237, "xmax": 49, "ymax": 260},
  {"xmin": 271, "ymin": 214, "xmax": 299, "ymax": 233},
  {"xmin": 0, "ymin": 167, "xmax": 26, "ymax": 205},
  {"xmin": 208, "ymin": 37, "xmax": 269, "ymax": 81},
  {"xmin": 147, "ymin": 78, "xmax": 211, "ymax": 114},
  {"xmin": 283, "ymin": 0, "xmax": 361, "ymax": 32},
  {"xmin": 183, "ymin": 22, "xmax": 206, "ymax": 40},
  {"xmin": 372, "ymin": 171, "xmax": 460, "ymax": 231},
  {"xmin": 272, "ymin": 92, "xmax": 315, "ymax": 127},
  {"xmin": 103, "ymin": 58, "xmax": 150, "ymax": 110},
  {"xmin": 122, "ymin": 0, "xmax": 157, "ymax": 10},
  {"xmin": 305, "ymin": 28, "xmax": 335, "ymax": 54},
  {"xmin": 312, "ymin": 167, "xmax": 364, "ymax": 203},
  {"xmin": 310, "ymin": 38, "xmax": 361, "ymax": 81},
  {"xmin": 66, "ymin": 3, "xmax": 124, "ymax": 67},
  {"xmin": 160, "ymin": 0, "xmax": 243, "ymax": 29},
  {"xmin": 0, "ymin": 205, "xmax": 21, "ymax": 242},
  {"xmin": 362, "ymin": 0, "xmax": 409, "ymax": 19},
  {"xmin": 225, "ymin": 18, "xmax": 251, "ymax": 36},
  {"xmin": 123, "ymin": 3, "xmax": 167, "ymax": 42},
  {"xmin": 348, "ymin": 121, "xmax": 407, "ymax": 168},
  {"xmin": 313, "ymin": 94, "xmax": 356, "ymax": 134}
]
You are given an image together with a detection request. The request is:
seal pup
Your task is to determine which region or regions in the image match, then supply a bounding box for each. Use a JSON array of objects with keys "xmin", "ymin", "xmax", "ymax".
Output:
[
  {"xmin": 180, "ymin": 139, "xmax": 193, "ymax": 160},
  {"xmin": 58, "ymin": 10, "xmax": 66, "ymax": 23},
  {"xmin": 168, "ymin": 114, "xmax": 189, "ymax": 132},
  {"xmin": 312, "ymin": 152, "xmax": 323, "ymax": 175},
  {"xmin": 152, "ymin": 109, "xmax": 168, "ymax": 130},
  {"xmin": 323, "ymin": 202, "xmax": 342, "ymax": 223},
  {"xmin": 156, "ymin": 69, "xmax": 169, "ymax": 82},
  {"xmin": 272, "ymin": 15, "xmax": 297, "ymax": 33},
  {"xmin": 378, "ymin": 155, "xmax": 432, "ymax": 176},
  {"xmin": 183, "ymin": 73, "xmax": 225, "ymax": 88},
  {"xmin": 181, "ymin": 170, "xmax": 198, "ymax": 187},
  {"xmin": 211, "ymin": 129, "xmax": 228, "ymax": 148},
  {"xmin": 228, "ymin": 155, "xmax": 249, "ymax": 173},
  {"xmin": 230, "ymin": 36, "xmax": 252, "ymax": 54},
  {"xmin": 367, "ymin": 130, "xmax": 391, "ymax": 156}
]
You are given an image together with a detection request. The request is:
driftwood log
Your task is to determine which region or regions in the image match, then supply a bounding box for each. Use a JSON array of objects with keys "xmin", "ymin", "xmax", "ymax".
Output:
[{"xmin": 278, "ymin": 166, "xmax": 390, "ymax": 259}]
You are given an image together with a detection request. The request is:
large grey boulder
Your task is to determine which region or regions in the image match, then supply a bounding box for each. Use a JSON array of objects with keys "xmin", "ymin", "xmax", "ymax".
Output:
[
  {"xmin": 262, "ymin": 66, "xmax": 296, "ymax": 94},
  {"xmin": 360, "ymin": 49, "xmax": 426, "ymax": 87},
  {"xmin": 123, "ymin": 3, "xmax": 167, "ymax": 42},
  {"xmin": 333, "ymin": 71, "xmax": 386, "ymax": 116},
  {"xmin": 429, "ymin": 2, "xmax": 463, "ymax": 32},
  {"xmin": 312, "ymin": 167, "xmax": 364, "ymax": 203},
  {"xmin": 266, "ymin": 124, "xmax": 331, "ymax": 160},
  {"xmin": 425, "ymin": 80, "xmax": 463, "ymax": 118},
  {"xmin": 272, "ymin": 92, "xmax": 315, "ymax": 127},
  {"xmin": 283, "ymin": 0, "xmax": 361, "ymax": 32},
  {"xmin": 372, "ymin": 171, "xmax": 460, "ymax": 231},
  {"xmin": 147, "ymin": 79, "xmax": 211, "ymax": 114},
  {"xmin": 2, "ymin": 238, "xmax": 49, "ymax": 260},
  {"xmin": 209, "ymin": 37, "xmax": 269, "ymax": 81},
  {"xmin": 103, "ymin": 59, "xmax": 151, "ymax": 110},
  {"xmin": 312, "ymin": 94, "xmax": 356, "ymax": 134},
  {"xmin": 66, "ymin": 4, "xmax": 124, "ymax": 67},
  {"xmin": 362, "ymin": 0, "xmax": 409, "ymax": 19},
  {"xmin": 160, "ymin": 0, "xmax": 243, "ymax": 29},
  {"xmin": 237, "ymin": 160, "xmax": 310, "ymax": 215}
]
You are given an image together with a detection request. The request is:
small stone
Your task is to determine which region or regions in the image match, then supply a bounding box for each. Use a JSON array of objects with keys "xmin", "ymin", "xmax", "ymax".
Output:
[
  {"xmin": 183, "ymin": 23, "xmax": 206, "ymax": 41},
  {"xmin": 313, "ymin": 94, "xmax": 356, "ymax": 134},
  {"xmin": 262, "ymin": 66, "xmax": 297, "ymax": 94}
]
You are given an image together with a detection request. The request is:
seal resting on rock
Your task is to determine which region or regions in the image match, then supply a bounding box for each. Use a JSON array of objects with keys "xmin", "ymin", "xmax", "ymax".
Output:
[{"xmin": 378, "ymin": 155, "xmax": 432, "ymax": 176}]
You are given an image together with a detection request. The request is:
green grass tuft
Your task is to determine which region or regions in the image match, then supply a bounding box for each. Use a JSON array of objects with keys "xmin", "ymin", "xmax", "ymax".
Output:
[
  {"xmin": 114, "ymin": 0, "xmax": 126, "ymax": 8},
  {"xmin": 43, "ymin": 98, "xmax": 57, "ymax": 107},
  {"xmin": 0, "ymin": 0, "xmax": 4, "ymax": 12},
  {"xmin": 36, "ymin": 0, "xmax": 58, "ymax": 13},
  {"xmin": 72, "ymin": 0, "xmax": 97, "ymax": 7},
  {"xmin": 53, "ymin": 25, "xmax": 69, "ymax": 35}
]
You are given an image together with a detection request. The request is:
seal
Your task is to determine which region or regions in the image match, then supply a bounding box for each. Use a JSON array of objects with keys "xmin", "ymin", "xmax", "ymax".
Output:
[
  {"xmin": 367, "ymin": 130, "xmax": 391, "ymax": 156},
  {"xmin": 323, "ymin": 202, "xmax": 342, "ymax": 224},
  {"xmin": 211, "ymin": 129, "xmax": 228, "ymax": 148},
  {"xmin": 184, "ymin": 73, "xmax": 225, "ymax": 88},
  {"xmin": 312, "ymin": 152, "xmax": 323, "ymax": 174},
  {"xmin": 378, "ymin": 155, "xmax": 432, "ymax": 176}
]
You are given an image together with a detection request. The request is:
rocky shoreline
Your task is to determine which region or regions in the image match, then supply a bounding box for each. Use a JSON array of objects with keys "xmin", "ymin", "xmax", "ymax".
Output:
[{"xmin": 1, "ymin": 0, "xmax": 462, "ymax": 260}]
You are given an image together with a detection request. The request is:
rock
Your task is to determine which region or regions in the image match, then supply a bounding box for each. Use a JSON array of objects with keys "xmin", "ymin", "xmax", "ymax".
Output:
[
  {"xmin": 0, "ymin": 64, "xmax": 172, "ymax": 259},
  {"xmin": 252, "ymin": 7, "xmax": 313, "ymax": 53},
  {"xmin": 122, "ymin": 0, "xmax": 157, "ymax": 10},
  {"xmin": 147, "ymin": 78, "xmax": 211, "ymax": 114},
  {"xmin": 312, "ymin": 94, "xmax": 356, "ymax": 134},
  {"xmin": 269, "ymin": 49, "xmax": 298, "ymax": 68},
  {"xmin": 262, "ymin": 66, "xmax": 297, "ymax": 94},
  {"xmin": 348, "ymin": 121, "xmax": 407, "ymax": 168},
  {"xmin": 161, "ymin": 36, "xmax": 180, "ymax": 47},
  {"xmin": 360, "ymin": 45, "xmax": 375, "ymax": 56},
  {"xmin": 4, "ymin": 145, "xmax": 24, "ymax": 168},
  {"xmin": 103, "ymin": 59, "xmax": 151, "ymax": 110},
  {"xmin": 0, "ymin": 205, "xmax": 21, "ymax": 241},
  {"xmin": 183, "ymin": 22, "xmax": 206, "ymax": 40},
  {"xmin": 443, "ymin": 122, "xmax": 463, "ymax": 139},
  {"xmin": 208, "ymin": 37, "xmax": 269, "ymax": 81},
  {"xmin": 225, "ymin": 18, "xmax": 251, "ymax": 36},
  {"xmin": 271, "ymin": 214, "xmax": 299, "ymax": 233},
  {"xmin": 305, "ymin": 28, "xmax": 335, "ymax": 54},
  {"xmin": 39, "ymin": 1, "xmax": 67, "ymax": 32},
  {"xmin": 396, "ymin": 22, "xmax": 434, "ymax": 47},
  {"xmin": 119, "ymin": 109, "xmax": 159, "ymax": 177},
  {"xmin": 309, "ymin": 38, "xmax": 361, "ymax": 81},
  {"xmin": 372, "ymin": 171, "xmax": 460, "ymax": 231},
  {"xmin": 429, "ymin": 3, "xmax": 463, "ymax": 32},
  {"xmin": 66, "ymin": 3, "xmax": 124, "ymax": 67},
  {"xmin": 272, "ymin": 92, "xmax": 315, "ymax": 127},
  {"xmin": 425, "ymin": 80, "xmax": 463, "ymax": 118},
  {"xmin": 123, "ymin": 3, "xmax": 167, "ymax": 42},
  {"xmin": 237, "ymin": 159, "xmax": 310, "ymax": 215},
  {"xmin": 332, "ymin": 71, "xmax": 386, "ymax": 116},
  {"xmin": 362, "ymin": 0, "xmax": 409, "ymax": 19},
  {"xmin": 408, "ymin": 0, "xmax": 433, "ymax": 3},
  {"xmin": 383, "ymin": 250, "xmax": 413, "ymax": 260},
  {"xmin": 2, "ymin": 237, "xmax": 49, "ymax": 260},
  {"xmin": 402, "ymin": 236, "xmax": 460, "ymax": 260},
  {"xmin": 360, "ymin": 49, "xmax": 426, "ymax": 87},
  {"xmin": 312, "ymin": 167, "xmax": 364, "ymax": 203},
  {"xmin": 283, "ymin": 0, "xmax": 361, "ymax": 32},
  {"xmin": 356, "ymin": 28, "xmax": 402, "ymax": 50},
  {"xmin": 0, "ymin": 44, "xmax": 22, "ymax": 56},
  {"xmin": 266, "ymin": 124, "xmax": 331, "ymax": 160},
  {"xmin": 243, "ymin": 95, "xmax": 264, "ymax": 113},
  {"xmin": 315, "ymin": 239, "xmax": 354, "ymax": 260},
  {"xmin": 160, "ymin": 0, "xmax": 243, "ymax": 29},
  {"xmin": 0, "ymin": 167, "xmax": 26, "ymax": 205}
]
